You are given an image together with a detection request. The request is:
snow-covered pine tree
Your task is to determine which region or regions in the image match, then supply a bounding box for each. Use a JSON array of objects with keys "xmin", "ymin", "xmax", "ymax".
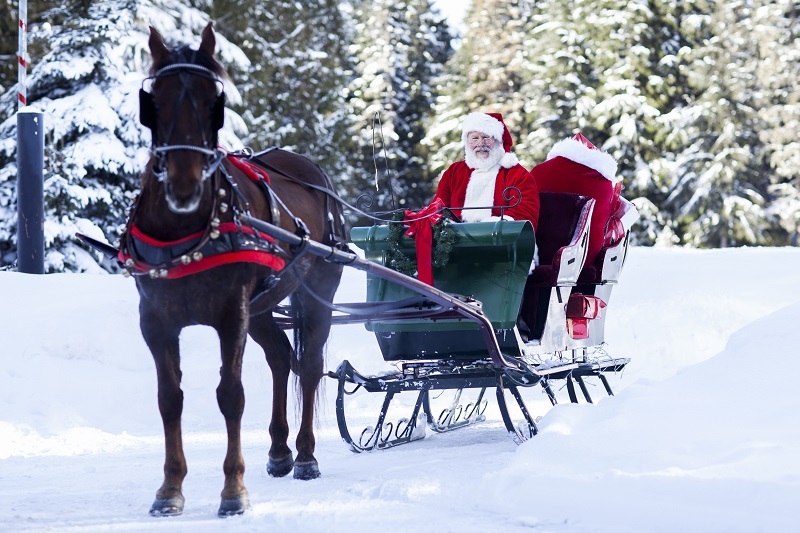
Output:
[
  {"xmin": 517, "ymin": 0, "xmax": 597, "ymax": 163},
  {"xmin": 575, "ymin": 0, "xmax": 679, "ymax": 186},
  {"xmin": 0, "ymin": 0, "xmax": 248, "ymax": 271},
  {"xmin": 759, "ymin": 0, "xmax": 800, "ymax": 244},
  {"xmin": 426, "ymin": 0, "xmax": 531, "ymax": 177},
  {"xmin": 212, "ymin": 0, "xmax": 354, "ymax": 182},
  {"xmin": 345, "ymin": 0, "xmax": 452, "ymax": 218},
  {"xmin": 519, "ymin": 0, "xmax": 707, "ymax": 246},
  {"xmin": 662, "ymin": 0, "xmax": 778, "ymax": 247}
]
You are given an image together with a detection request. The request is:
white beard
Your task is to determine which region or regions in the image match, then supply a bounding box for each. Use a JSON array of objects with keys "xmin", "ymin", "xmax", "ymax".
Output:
[
  {"xmin": 462, "ymin": 144, "xmax": 504, "ymax": 222},
  {"xmin": 465, "ymin": 143, "xmax": 504, "ymax": 171}
]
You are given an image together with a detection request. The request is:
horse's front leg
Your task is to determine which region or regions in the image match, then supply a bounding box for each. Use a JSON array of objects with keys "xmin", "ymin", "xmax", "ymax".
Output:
[
  {"xmin": 142, "ymin": 320, "xmax": 187, "ymax": 516},
  {"xmin": 215, "ymin": 309, "xmax": 251, "ymax": 517}
]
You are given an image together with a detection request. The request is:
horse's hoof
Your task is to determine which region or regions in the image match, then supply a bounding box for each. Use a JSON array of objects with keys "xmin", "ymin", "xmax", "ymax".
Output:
[
  {"xmin": 267, "ymin": 453, "xmax": 294, "ymax": 477},
  {"xmin": 218, "ymin": 493, "xmax": 250, "ymax": 517},
  {"xmin": 149, "ymin": 495, "xmax": 185, "ymax": 517},
  {"xmin": 293, "ymin": 460, "xmax": 321, "ymax": 480}
]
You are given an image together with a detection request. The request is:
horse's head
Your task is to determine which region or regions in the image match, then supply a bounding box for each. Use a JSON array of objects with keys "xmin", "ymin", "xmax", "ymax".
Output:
[{"xmin": 141, "ymin": 23, "xmax": 226, "ymax": 213}]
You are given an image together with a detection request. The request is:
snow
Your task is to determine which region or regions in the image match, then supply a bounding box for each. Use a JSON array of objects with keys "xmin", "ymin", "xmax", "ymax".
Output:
[{"xmin": 2, "ymin": 246, "xmax": 800, "ymax": 531}]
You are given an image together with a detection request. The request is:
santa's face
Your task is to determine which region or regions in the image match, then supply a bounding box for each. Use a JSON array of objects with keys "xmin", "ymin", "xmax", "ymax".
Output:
[
  {"xmin": 465, "ymin": 131, "xmax": 504, "ymax": 170},
  {"xmin": 466, "ymin": 132, "xmax": 497, "ymax": 159}
]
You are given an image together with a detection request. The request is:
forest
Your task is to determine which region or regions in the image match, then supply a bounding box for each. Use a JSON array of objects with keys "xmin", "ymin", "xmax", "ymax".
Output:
[{"xmin": 0, "ymin": 0, "xmax": 798, "ymax": 272}]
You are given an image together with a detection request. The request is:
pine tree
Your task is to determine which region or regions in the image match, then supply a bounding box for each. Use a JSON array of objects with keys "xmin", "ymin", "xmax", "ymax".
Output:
[
  {"xmin": 345, "ymin": 0, "xmax": 452, "ymax": 218},
  {"xmin": 518, "ymin": 0, "xmax": 708, "ymax": 245},
  {"xmin": 662, "ymin": 0, "xmax": 778, "ymax": 247},
  {"xmin": 212, "ymin": 0, "xmax": 354, "ymax": 181},
  {"xmin": 0, "ymin": 0, "xmax": 248, "ymax": 271},
  {"xmin": 760, "ymin": 0, "xmax": 800, "ymax": 243},
  {"xmin": 517, "ymin": 0, "xmax": 596, "ymax": 162}
]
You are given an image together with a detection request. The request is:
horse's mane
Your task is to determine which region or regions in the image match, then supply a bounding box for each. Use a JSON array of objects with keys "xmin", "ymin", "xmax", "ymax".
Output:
[{"xmin": 150, "ymin": 44, "xmax": 230, "ymax": 82}]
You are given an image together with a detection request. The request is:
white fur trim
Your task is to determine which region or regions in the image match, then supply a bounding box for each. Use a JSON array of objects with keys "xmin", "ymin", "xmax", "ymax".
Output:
[
  {"xmin": 546, "ymin": 138, "xmax": 619, "ymax": 181},
  {"xmin": 462, "ymin": 167, "xmax": 499, "ymax": 222},
  {"xmin": 500, "ymin": 151, "xmax": 518, "ymax": 169},
  {"xmin": 461, "ymin": 113, "xmax": 504, "ymax": 144}
]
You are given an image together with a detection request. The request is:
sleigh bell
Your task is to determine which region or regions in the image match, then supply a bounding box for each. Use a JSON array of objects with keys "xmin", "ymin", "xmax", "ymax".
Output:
[{"xmin": 149, "ymin": 268, "xmax": 168, "ymax": 278}]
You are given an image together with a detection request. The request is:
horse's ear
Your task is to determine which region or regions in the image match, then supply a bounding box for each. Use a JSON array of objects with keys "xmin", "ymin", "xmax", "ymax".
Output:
[
  {"xmin": 148, "ymin": 26, "xmax": 169, "ymax": 66},
  {"xmin": 200, "ymin": 22, "xmax": 216, "ymax": 57}
]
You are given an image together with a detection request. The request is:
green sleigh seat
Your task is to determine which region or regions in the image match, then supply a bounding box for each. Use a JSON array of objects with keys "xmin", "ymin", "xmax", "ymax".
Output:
[{"xmin": 350, "ymin": 220, "xmax": 535, "ymax": 361}]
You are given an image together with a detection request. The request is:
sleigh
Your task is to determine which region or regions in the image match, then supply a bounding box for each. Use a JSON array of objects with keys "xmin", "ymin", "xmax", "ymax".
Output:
[{"xmin": 247, "ymin": 155, "xmax": 635, "ymax": 450}]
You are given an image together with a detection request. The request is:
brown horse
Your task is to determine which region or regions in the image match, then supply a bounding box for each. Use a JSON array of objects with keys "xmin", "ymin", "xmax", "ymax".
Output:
[{"xmin": 125, "ymin": 23, "xmax": 345, "ymax": 516}]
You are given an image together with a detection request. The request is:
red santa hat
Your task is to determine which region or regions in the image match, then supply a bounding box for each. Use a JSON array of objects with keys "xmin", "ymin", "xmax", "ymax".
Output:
[
  {"xmin": 546, "ymin": 132, "xmax": 619, "ymax": 181},
  {"xmin": 461, "ymin": 112, "xmax": 519, "ymax": 169}
]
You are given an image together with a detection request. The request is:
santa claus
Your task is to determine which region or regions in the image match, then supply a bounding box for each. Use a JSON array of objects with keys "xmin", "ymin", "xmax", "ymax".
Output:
[{"xmin": 434, "ymin": 112, "xmax": 539, "ymax": 229}]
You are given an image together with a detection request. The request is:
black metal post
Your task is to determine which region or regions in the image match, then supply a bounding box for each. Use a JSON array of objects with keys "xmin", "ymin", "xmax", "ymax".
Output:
[{"xmin": 16, "ymin": 108, "xmax": 44, "ymax": 274}]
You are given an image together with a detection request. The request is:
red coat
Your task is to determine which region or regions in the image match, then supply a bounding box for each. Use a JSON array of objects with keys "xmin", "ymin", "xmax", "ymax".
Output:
[{"xmin": 434, "ymin": 161, "xmax": 539, "ymax": 229}]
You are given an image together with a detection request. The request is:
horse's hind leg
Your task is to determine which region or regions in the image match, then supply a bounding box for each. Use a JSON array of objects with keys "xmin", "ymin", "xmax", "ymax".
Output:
[
  {"xmin": 214, "ymin": 310, "xmax": 252, "ymax": 516},
  {"xmin": 293, "ymin": 265, "xmax": 343, "ymax": 480},
  {"xmin": 248, "ymin": 316, "xmax": 294, "ymax": 477},
  {"xmin": 142, "ymin": 322, "xmax": 187, "ymax": 517}
]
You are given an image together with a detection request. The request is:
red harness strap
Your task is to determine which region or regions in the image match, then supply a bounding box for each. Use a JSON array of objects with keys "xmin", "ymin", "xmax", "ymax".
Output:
[
  {"xmin": 136, "ymin": 250, "xmax": 284, "ymax": 279},
  {"xmin": 226, "ymin": 154, "xmax": 270, "ymax": 183},
  {"xmin": 119, "ymin": 222, "xmax": 285, "ymax": 279},
  {"xmin": 119, "ymin": 153, "xmax": 282, "ymax": 279}
]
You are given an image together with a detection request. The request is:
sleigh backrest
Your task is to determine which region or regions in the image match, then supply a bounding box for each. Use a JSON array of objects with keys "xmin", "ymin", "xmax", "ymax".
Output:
[
  {"xmin": 532, "ymin": 156, "xmax": 622, "ymax": 281},
  {"xmin": 527, "ymin": 192, "xmax": 593, "ymax": 288}
]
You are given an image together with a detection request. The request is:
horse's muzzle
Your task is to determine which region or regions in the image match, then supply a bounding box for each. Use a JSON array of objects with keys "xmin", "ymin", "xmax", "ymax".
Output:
[{"xmin": 165, "ymin": 179, "xmax": 204, "ymax": 213}]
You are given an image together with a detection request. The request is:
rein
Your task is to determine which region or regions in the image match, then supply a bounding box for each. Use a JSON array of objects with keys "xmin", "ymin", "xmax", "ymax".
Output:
[{"xmin": 246, "ymin": 153, "xmax": 521, "ymax": 226}]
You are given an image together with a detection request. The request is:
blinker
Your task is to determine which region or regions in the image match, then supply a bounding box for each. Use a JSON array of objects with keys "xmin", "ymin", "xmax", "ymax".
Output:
[
  {"xmin": 139, "ymin": 88, "xmax": 225, "ymax": 133},
  {"xmin": 139, "ymin": 88, "xmax": 157, "ymax": 130}
]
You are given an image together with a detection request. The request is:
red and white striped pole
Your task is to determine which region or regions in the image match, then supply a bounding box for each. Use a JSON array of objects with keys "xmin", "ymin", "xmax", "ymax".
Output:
[{"xmin": 18, "ymin": 0, "xmax": 27, "ymax": 108}]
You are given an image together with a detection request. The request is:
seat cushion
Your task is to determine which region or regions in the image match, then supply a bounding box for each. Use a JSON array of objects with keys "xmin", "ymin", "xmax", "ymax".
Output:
[{"xmin": 528, "ymin": 264, "xmax": 557, "ymax": 287}]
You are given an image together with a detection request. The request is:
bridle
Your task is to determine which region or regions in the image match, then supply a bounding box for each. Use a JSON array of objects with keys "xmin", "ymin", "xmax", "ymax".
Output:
[{"xmin": 139, "ymin": 61, "xmax": 227, "ymax": 183}]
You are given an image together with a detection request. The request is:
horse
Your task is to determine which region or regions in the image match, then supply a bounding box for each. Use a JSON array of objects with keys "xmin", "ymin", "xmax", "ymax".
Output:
[{"xmin": 123, "ymin": 23, "xmax": 345, "ymax": 517}]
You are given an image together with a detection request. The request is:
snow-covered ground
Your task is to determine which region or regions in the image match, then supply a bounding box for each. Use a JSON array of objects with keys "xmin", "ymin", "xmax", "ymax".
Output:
[{"xmin": 2, "ymin": 246, "xmax": 800, "ymax": 532}]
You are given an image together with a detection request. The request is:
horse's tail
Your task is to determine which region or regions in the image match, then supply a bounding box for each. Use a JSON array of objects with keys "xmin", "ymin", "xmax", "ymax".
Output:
[{"xmin": 289, "ymin": 292, "xmax": 327, "ymax": 421}]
